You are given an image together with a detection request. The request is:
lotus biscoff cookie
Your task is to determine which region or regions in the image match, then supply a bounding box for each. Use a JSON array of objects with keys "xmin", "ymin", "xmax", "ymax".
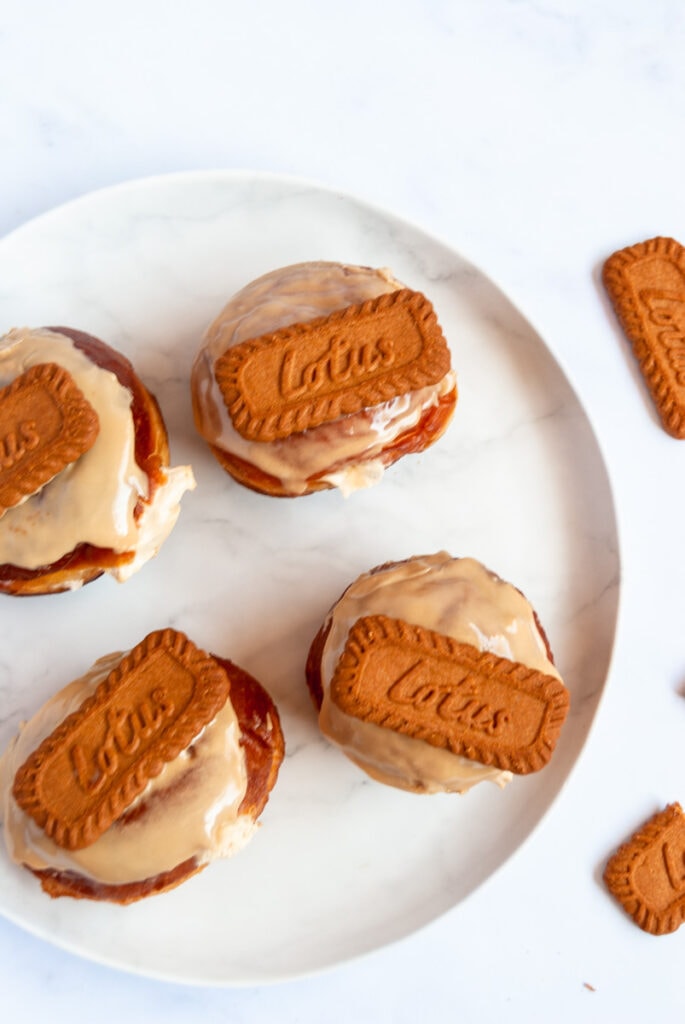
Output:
[
  {"xmin": 0, "ymin": 628, "xmax": 284, "ymax": 903},
  {"xmin": 330, "ymin": 614, "xmax": 569, "ymax": 775},
  {"xmin": 191, "ymin": 262, "xmax": 457, "ymax": 496},
  {"xmin": 306, "ymin": 552, "xmax": 570, "ymax": 794},
  {"xmin": 603, "ymin": 236, "xmax": 685, "ymax": 438},
  {"xmin": 604, "ymin": 803, "xmax": 685, "ymax": 935}
]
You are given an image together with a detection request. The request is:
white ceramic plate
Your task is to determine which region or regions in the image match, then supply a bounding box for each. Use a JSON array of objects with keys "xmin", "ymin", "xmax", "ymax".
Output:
[{"xmin": 0, "ymin": 171, "xmax": 620, "ymax": 985}]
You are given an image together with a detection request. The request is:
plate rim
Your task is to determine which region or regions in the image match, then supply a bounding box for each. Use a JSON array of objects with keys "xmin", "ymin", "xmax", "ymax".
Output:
[{"xmin": 0, "ymin": 168, "xmax": 623, "ymax": 986}]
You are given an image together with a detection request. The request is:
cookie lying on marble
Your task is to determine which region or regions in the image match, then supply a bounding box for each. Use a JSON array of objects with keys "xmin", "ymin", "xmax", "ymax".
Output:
[
  {"xmin": 603, "ymin": 236, "xmax": 685, "ymax": 439},
  {"xmin": 0, "ymin": 628, "xmax": 284, "ymax": 903},
  {"xmin": 305, "ymin": 552, "xmax": 569, "ymax": 793},
  {"xmin": 191, "ymin": 262, "xmax": 457, "ymax": 497},
  {"xmin": 0, "ymin": 326, "xmax": 195, "ymax": 594},
  {"xmin": 604, "ymin": 802, "xmax": 685, "ymax": 935}
]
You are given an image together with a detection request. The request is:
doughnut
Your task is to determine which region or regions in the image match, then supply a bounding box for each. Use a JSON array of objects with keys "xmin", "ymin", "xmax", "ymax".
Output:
[
  {"xmin": 191, "ymin": 262, "xmax": 457, "ymax": 497},
  {"xmin": 0, "ymin": 628, "xmax": 284, "ymax": 903},
  {"xmin": 306, "ymin": 553, "xmax": 569, "ymax": 794},
  {"xmin": 0, "ymin": 326, "xmax": 195, "ymax": 594}
]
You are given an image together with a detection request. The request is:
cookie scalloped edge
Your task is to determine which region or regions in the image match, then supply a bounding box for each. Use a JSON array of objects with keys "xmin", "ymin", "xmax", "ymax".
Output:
[{"xmin": 330, "ymin": 614, "xmax": 569, "ymax": 774}]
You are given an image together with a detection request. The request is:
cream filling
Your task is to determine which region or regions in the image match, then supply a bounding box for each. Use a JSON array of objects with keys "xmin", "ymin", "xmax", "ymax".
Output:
[
  {"xmin": 191, "ymin": 262, "xmax": 456, "ymax": 495},
  {"xmin": 0, "ymin": 652, "xmax": 253, "ymax": 886},
  {"xmin": 319, "ymin": 553, "xmax": 562, "ymax": 794},
  {"xmin": 0, "ymin": 327, "xmax": 195, "ymax": 576}
]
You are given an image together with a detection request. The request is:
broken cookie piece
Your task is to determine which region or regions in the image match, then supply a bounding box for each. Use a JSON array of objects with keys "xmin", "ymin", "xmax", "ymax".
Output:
[{"xmin": 604, "ymin": 803, "xmax": 685, "ymax": 935}]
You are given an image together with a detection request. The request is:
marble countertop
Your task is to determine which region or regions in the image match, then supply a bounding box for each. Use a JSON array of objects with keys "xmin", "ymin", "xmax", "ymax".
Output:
[{"xmin": 1, "ymin": 1, "xmax": 684, "ymax": 1020}]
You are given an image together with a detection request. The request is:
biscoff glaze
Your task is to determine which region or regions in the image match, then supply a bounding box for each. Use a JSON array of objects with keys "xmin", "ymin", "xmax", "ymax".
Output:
[
  {"xmin": 0, "ymin": 652, "xmax": 253, "ymax": 886},
  {"xmin": 319, "ymin": 553, "xmax": 562, "ymax": 793},
  {"xmin": 0, "ymin": 328, "xmax": 195, "ymax": 577},
  {"xmin": 191, "ymin": 262, "xmax": 456, "ymax": 496}
]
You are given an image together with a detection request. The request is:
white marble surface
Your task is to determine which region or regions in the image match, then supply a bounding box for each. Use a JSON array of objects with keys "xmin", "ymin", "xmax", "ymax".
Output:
[{"xmin": 0, "ymin": 0, "xmax": 683, "ymax": 1020}]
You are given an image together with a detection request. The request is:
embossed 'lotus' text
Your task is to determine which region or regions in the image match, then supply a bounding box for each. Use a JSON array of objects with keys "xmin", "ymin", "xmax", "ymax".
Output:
[
  {"xmin": 641, "ymin": 289, "xmax": 685, "ymax": 382},
  {"xmin": 1, "ymin": 420, "xmax": 40, "ymax": 470},
  {"xmin": 279, "ymin": 333, "xmax": 396, "ymax": 400},
  {"xmin": 386, "ymin": 659, "xmax": 510, "ymax": 737},
  {"xmin": 70, "ymin": 687, "xmax": 176, "ymax": 794}
]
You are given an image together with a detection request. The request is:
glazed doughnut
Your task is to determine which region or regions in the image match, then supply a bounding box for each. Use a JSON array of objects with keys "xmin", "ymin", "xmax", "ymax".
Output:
[
  {"xmin": 0, "ymin": 326, "xmax": 195, "ymax": 594},
  {"xmin": 0, "ymin": 629, "xmax": 284, "ymax": 903},
  {"xmin": 191, "ymin": 262, "xmax": 457, "ymax": 497},
  {"xmin": 306, "ymin": 553, "xmax": 569, "ymax": 794}
]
